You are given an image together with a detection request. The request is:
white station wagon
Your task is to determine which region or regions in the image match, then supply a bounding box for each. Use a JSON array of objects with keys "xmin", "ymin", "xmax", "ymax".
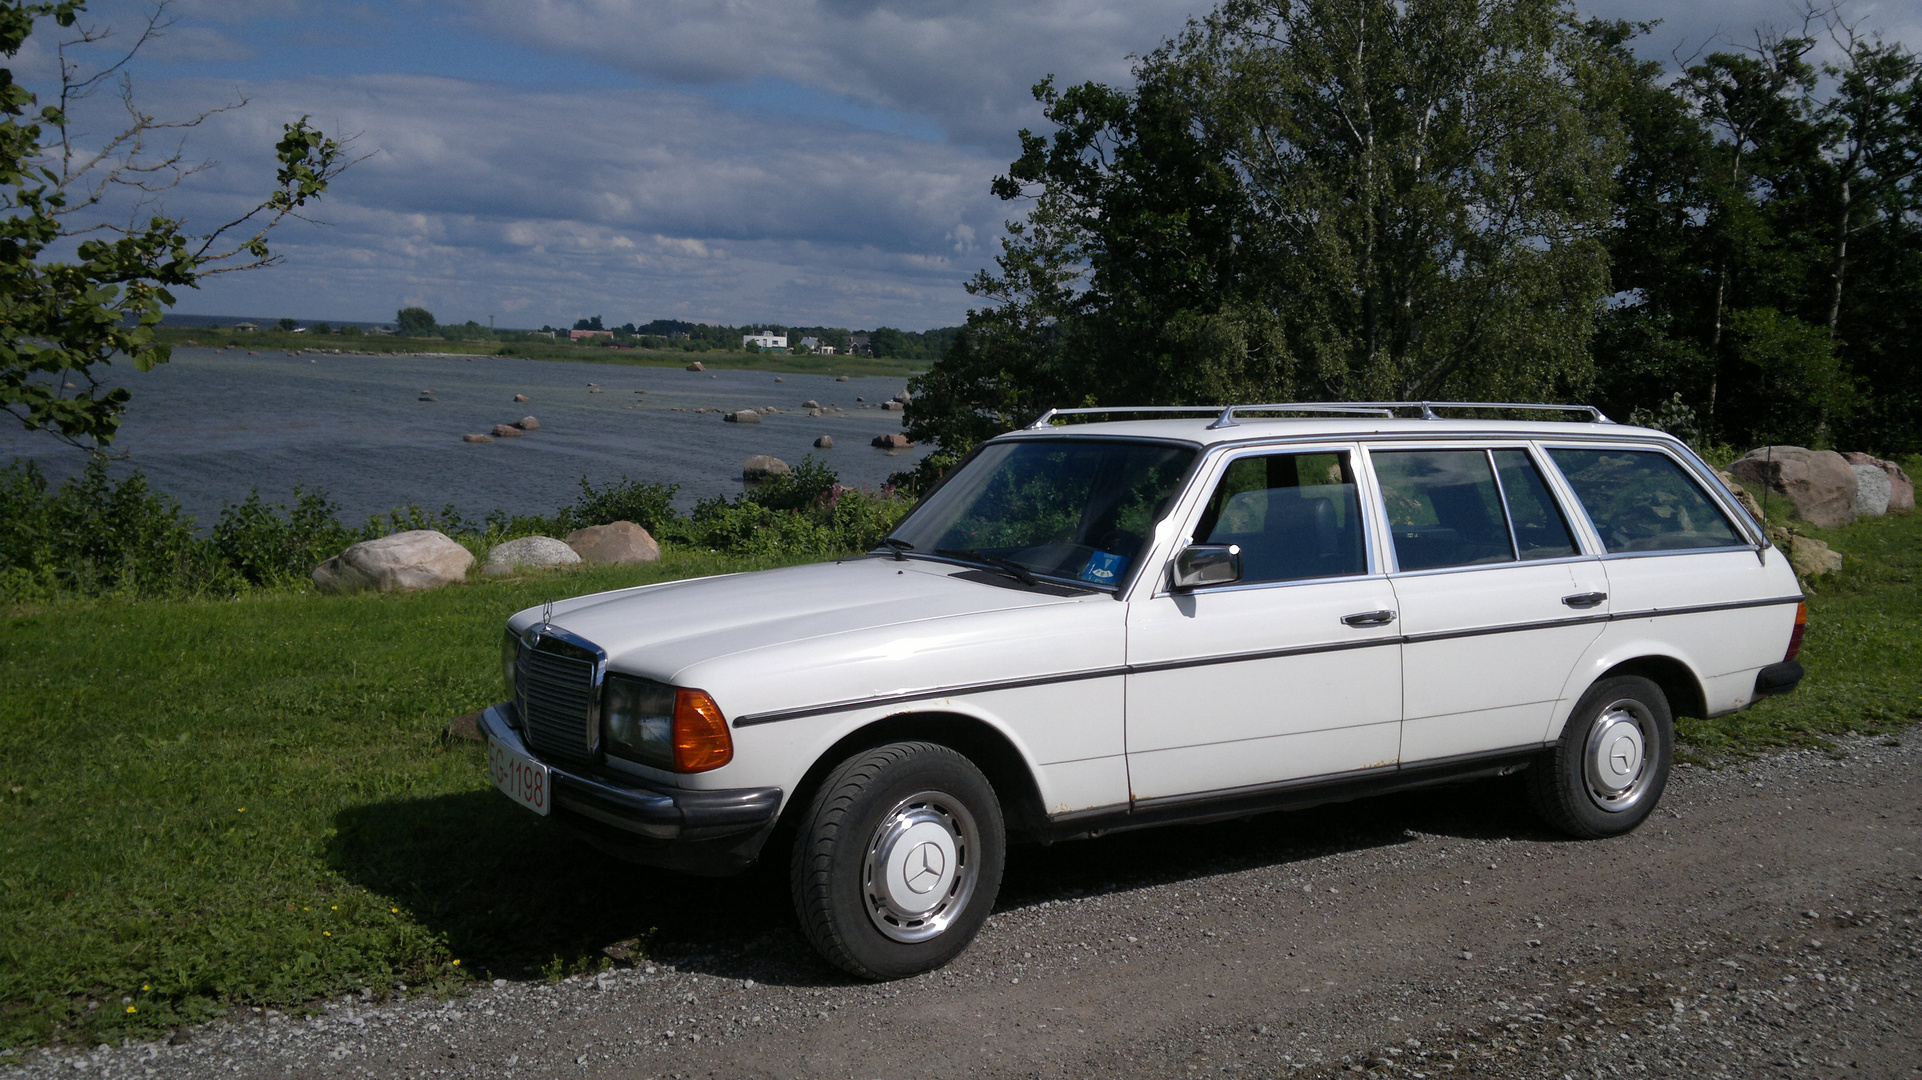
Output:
[{"xmin": 481, "ymin": 402, "xmax": 1807, "ymax": 978}]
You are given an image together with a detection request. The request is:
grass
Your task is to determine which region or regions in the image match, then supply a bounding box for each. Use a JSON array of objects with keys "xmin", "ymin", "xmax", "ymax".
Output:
[
  {"xmin": 153, "ymin": 327, "xmax": 926, "ymax": 379},
  {"xmin": 1, "ymin": 504, "xmax": 1918, "ymax": 1050}
]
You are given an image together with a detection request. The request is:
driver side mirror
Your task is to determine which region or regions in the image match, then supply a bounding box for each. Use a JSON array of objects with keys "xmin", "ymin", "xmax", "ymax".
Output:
[{"xmin": 1170, "ymin": 543, "xmax": 1241, "ymax": 591}]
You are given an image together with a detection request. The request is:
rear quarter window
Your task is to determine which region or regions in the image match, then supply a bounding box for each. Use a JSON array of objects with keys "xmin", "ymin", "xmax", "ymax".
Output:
[{"xmin": 1547, "ymin": 448, "xmax": 1746, "ymax": 554}]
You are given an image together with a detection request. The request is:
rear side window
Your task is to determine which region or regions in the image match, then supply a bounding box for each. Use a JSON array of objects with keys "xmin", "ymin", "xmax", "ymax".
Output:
[
  {"xmin": 1492, "ymin": 449, "xmax": 1579, "ymax": 560},
  {"xmin": 1547, "ymin": 448, "xmax": 1746, "ymax": 553},
  {"xmin": 1192, "ymin": 451, "xmax": 1367, "ymax": 583},
  {"xmin": 1373, "ymin": 450, "xmax": 1514, "ymax": 570}
]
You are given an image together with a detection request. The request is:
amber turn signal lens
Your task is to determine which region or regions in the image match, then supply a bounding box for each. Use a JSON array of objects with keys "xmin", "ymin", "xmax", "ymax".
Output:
[
  {"xmin": 671, "ymin": 689, "xmax": 733, "ymax": 772},
  {"xmin": 1783, "ymin": 601, "xmax": 1808, "ymax": 662}
]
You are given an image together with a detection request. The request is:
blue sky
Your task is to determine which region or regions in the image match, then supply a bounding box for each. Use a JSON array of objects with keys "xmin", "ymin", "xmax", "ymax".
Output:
[{"xmin": 13, "ymin": 0, "xmax": 1918, "ymax": 331}]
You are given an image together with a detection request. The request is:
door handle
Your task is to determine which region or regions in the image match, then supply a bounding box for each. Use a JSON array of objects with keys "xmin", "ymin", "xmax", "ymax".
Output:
[
  {"xmin": 1341, "ymin": 609, "xmax": 1397, "ymax": 628},
  {"xmin": 1562, "ymin": 592, "xmax": 1608, "ymax": 609}
]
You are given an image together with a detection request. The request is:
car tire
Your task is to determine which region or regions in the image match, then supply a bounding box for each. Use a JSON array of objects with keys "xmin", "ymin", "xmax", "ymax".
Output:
[
  {"xmin": 1528, "ymin": 675, "xmax": 1673, "ymax": 839},
  {"xmin": 790, "ymin": 741, "xmax": 1005, "ymax": 980}
]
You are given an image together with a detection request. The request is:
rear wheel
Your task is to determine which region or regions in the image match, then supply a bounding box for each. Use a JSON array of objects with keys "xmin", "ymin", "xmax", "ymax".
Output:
[
  {"xmin": 1529, "ymin": 675, "xmax": 1673, "ymax": 838},
  {"xmin": 790, "ymin": 741, "xmax": 1005, "ymax": 979}
]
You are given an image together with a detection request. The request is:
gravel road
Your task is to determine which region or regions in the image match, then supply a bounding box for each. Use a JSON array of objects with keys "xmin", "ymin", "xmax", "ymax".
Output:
[{"xmin": 7, "ymin": 732, "xmax": 1917, "ymax": 1080}]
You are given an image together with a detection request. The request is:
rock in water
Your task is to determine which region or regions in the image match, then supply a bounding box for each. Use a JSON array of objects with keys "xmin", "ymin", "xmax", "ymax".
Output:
[
  {"xmin": 462, "ymin": 433, "xmax": 494, "ymax": 443},
  {"xmin": 312, "ymin": 530, "xmax": 473, "ymax": 594},
  {"xmin": 566, "ymin": 521, "xmax": 661, "ymax": 565},
  {"xmin": 835, "ymin": 375, "xmax": 850, "ymax": 382},
  {"xmin": 516, "ymin": 416, "xmax": 540, "ymax": 430},
  {"xmin": 803, "ymin": 400, "xmax": 820, "ymax": 409},
  {"xmin": 491, "ymin": 424, "xmax": 524, "ymax": 438},
  {"xmin": 743, "ymin": 455, "xmax": 791, "ymax": 482},
  {"xmin": 687, "ymin": 362, "xmax": 705, "ymax": 371},
  {"xmin": 482, "ymin": 536, "xmax": 582, "ymax": 576},
  {"xmin": 514, "ymin": 394, "xmax": 530, "ymax": 402},
  {"xmin": 814, "ymin": 436, "xmax": 834, "ymax": 449},
  {"xmin": 872, "ymin": 433, "xmax": 913, "ymax": 449},
  {"xmin": 725, "ymin": 410, "xmax": 762, "ymax": 424},
  {"xmin": 1729, "ymin": 447, "xmax": 1857, "ymax": 529}
]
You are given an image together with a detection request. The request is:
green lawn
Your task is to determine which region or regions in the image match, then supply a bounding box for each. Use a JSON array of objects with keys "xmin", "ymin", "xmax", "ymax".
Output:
[{"xmin": 1, "ymin": 508, "xmax": 1917, "ymax": 1048}]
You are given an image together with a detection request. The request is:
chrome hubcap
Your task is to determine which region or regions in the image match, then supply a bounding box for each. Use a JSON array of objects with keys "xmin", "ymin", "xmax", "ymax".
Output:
[
  {"xmin": 864, "ymin": 791, "xmax": 977, "ymax": 943},
  {"xmin": 1584, "ymin": 699, "xmax": 1654, "ymax": 813}
]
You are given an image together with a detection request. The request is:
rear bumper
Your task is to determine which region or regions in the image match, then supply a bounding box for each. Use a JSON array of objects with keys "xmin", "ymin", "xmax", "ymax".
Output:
[
  {"xmin": 1753, "ymin": 661, "xmax": 1805, "ymax": 697},
  {"xmin": 480, "ymin": 703, "xmax": 782, "ymax": 875}
]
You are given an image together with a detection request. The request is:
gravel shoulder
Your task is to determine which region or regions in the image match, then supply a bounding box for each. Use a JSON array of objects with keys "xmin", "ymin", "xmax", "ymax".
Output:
[{"xmin": 7, "ymin": 732, "xmax": 1917, "ymax": 1080}]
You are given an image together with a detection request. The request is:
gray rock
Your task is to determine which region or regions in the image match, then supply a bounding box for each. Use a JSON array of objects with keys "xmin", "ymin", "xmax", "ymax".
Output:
[
  {"xmin": 743, "ymin": 455, "xmax": 791, "ymax": 481},
  {"xmin": 1850, "ymin": 463, "xmax": 1892, "ymax": 516},
  {"xmin": 312, "ymin": 530, "xmax": 473, "ymax": 594},
  {"xmin": 482, "ymin": 535, "xmax": 582, "ymax": 577},
  {"xmin": 516, "ymin": 416, "xmax": 540, "ymax": 430},
  {"xmin": 803, "ymin": 400, "xmax": 820, "ymax": 409},
  {"xmin": 1729, "ymin": 446, "xmax": 1857, "ymax": 529},
  {"xmin": 1788, "ymin": 534, "xmax": 1842, "ymax": 577},
  {"xmin": 1842, "ymin": 452, "xmax": 1914, "ymax": 513},
  {"xmin": 725, "ymin": 410, "xmax": 762, "ymax": 424},
  {"xmin": 462, "ymin": 433, "xmax": 493, "ymax": 444},
  {"xmin": 565, "ymin": 521, "xmax": 661, "ymax": 565},
  {"xmin": 814, "ymin": 435, "xmax": 834, "ymax": 449}
]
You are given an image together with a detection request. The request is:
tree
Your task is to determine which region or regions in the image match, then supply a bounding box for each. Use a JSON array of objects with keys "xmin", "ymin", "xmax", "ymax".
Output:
[
  {"xmin": 907, "ymin": 0, "xmax": 1630, "ymax": 465},
  {"xmin": 275, "ymin": 317, "xmax": 297, "ymax": 332},
  {"xmin": 1, "ymin": 1, "xmax": 350, "ymax": 451},
  {"xmin": 573, "ymin": 314, "xmax": 604, "ymax": 332},
  {"xmin": 395, "ymin": 307, "xmax": 436, "ymax": 335}
]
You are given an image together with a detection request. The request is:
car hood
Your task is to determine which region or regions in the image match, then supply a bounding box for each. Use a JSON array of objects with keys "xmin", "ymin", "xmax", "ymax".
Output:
[{"xmin": 509, "ymin": 556, "xmax": 1103, "ymax": 683}]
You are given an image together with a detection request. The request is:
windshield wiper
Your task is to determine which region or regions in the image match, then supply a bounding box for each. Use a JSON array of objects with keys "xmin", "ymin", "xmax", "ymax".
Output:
[
  {"xmin": 877, "ymin": 537, "xmax": 914, "ymax": 562},
  {"xmin": 935, "ymin": 548, "xmax": 1039, "ymax": 587}
]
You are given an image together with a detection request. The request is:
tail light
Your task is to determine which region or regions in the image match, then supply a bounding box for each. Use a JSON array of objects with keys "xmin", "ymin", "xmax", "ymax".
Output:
[{"xmin": 1783, "ymin": 602, "xmax": 1808, "ymax": 662}]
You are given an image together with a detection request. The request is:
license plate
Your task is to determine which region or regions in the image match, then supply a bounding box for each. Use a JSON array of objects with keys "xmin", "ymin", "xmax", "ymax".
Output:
[{"xmin": 488, "ymin": 736, "xmax": 552, "ymax": 816}]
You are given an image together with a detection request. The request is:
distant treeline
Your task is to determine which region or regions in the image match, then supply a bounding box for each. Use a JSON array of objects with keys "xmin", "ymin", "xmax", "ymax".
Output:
[{"xmin": 543, "ymin": 316, "xmax": 960, "ymax": 360}]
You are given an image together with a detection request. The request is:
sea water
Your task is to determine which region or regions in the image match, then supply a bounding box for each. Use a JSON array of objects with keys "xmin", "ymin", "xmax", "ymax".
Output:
[{"xmin": 0, "ymin": 347, "xmax": 929, "ymax": 529}]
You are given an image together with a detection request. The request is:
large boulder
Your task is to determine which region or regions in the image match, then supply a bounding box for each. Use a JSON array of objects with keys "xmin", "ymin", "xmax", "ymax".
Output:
[
  {"xmin": 312, "ymin": 530, "xmax": 473, "ymax": 594},
  {"xmin": 1842, "ymin": 452, "xmax": 1914, "ymax": 514},
  {"xmin": 814, "ymin": 435, "xmax": 834, "ymax": 449},
  {"xmin": 743, "ymin": 455, "xmax": 791, "ymax": 481},
  {"xmin": 565, "ymin": 521, "xmax": 661, "ymax": 565},
  {"xmin": 482, "ymin": 535, "xmax": 582, "ymax": 577},
  {"xmin": 1729, "ymin": 446, "xmax": 1857, "ymax": 529}
]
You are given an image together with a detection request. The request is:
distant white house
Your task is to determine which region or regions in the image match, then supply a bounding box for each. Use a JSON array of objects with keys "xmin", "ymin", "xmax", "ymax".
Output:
[
  {"xmin": 232, "ymin": 321, "xmax": 259, "ymax": 332},
  {"xmin": 798, "ymin": 336, "xmax": 836, "ymax": 355},
  {"xmin": 742, "ymin": 330, "xmax": 788, "ymax": 351}
]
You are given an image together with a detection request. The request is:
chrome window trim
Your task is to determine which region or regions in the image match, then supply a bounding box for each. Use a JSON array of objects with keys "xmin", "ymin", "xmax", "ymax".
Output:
[{"xmin": 1379, "ymin": 551, "xmax": 1605, "ymax": 581}]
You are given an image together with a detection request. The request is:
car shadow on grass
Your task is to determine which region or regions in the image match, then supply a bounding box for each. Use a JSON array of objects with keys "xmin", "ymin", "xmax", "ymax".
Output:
[{"xmin": 325, "ymin": 775, "xmax": 1561, "ymax": 990}]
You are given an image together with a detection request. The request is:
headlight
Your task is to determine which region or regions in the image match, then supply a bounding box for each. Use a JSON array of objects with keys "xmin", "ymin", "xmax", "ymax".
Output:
[
  {"xmin": 603, "ymin": 674, "xmax": 733, "ymax": 772},
  {"xmin": 502, "ymin": 630, "xmax": 521, "ymax": 701}
]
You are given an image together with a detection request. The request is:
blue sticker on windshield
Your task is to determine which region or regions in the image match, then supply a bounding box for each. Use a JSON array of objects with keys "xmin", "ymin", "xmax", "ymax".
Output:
[{"xmin": 1080, "ymin": 550, "xmax": 1127, "ymax": 585}]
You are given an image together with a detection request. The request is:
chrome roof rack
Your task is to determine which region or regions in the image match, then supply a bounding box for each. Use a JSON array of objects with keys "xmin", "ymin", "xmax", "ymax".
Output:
[{"xmin": 1024, "ymin": 400, "xmax": 1611, "ymax": 430}]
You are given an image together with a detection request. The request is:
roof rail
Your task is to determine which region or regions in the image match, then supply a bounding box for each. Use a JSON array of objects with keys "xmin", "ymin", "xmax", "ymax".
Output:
[{"xmin": 1024, "ymin": 400, "xmax": 1611, "ymax": 430}]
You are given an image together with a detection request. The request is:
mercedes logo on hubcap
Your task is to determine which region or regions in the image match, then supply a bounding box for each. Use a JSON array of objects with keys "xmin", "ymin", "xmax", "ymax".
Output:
[{"xmin": 904, "ymin": 841, "xmax": 947, "ymax": 894}]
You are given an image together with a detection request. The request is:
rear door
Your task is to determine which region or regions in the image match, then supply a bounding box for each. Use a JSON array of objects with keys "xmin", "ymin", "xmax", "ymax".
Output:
[
  {"xmin": 1124, "ymin": 445, "xmax": 1404, "ymax": 803},
  {"xmin": 1372, "ymin": 443, "xmax": 1611, "ymax": 762}
]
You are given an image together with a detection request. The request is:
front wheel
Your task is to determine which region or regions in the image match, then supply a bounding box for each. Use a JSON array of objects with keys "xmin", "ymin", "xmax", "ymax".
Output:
[
  {"xmin": 790, "ymin": 742, "xmax": 1005, "ymax": 979},
  {"xmin": 1528, "ymin": 675, "xmax": 1673, "ymax": 839}
]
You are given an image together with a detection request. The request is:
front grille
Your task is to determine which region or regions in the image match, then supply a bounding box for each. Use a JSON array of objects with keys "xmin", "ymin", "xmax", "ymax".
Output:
[{"xmin": 519, "ymin": 638, "xmax": 599, "ymax": 766}]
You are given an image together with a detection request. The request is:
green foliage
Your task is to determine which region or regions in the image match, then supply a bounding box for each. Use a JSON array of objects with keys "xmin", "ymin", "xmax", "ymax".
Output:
[
  {"xmin": 565, "ymin": 474, "xmax": 679, "ymax": 535},
  {"xmin": 275, "ymin": 318, "xmax": 298, "ymax": 332},
  {"xmin": 394, "ymin": 307, "xmax": 436, "ymax": 336},
  {"xmin": 0, "ymin": 3, "xmax": 345, "ymax": 450},
  {"xmin": 909, "ymin": 0, "xmax": 1627, "ymax": 461},
  {"xmin": 211, "ymin": 489, "xmax": 361, "ymax": 588}
]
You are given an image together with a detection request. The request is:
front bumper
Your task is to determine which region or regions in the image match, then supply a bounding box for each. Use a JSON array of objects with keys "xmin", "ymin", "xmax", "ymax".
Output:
[{"xmin": 480, "ymin": 703, "xmax": 783, "ymax": 875}]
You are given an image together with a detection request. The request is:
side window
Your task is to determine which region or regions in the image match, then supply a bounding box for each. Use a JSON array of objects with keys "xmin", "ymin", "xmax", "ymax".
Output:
[
  {"xmin": 1373, "ymin": 449, "xmax": 1514, "ymax": 570},
  {"xmin": 1492, "ymin": 449, "xmax": 1579, "ymax": 560},
  {"xmin": 1546, "ymin": 448, "xmax": 1746, "ymax": 553},
  {"xmin": 1192, "ymin": 451, "xmax": 1367, "ymax": 583}
]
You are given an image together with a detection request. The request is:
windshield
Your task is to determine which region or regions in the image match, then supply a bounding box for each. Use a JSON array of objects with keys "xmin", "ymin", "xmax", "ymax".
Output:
[{"xmin": 886, "ymin": 438, "xmax": 1197, "ymax": 588}]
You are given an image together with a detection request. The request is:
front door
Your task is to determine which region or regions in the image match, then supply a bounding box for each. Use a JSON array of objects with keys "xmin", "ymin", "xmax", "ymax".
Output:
[{"xmin": 1125, "ymin": 447, "xmax": 1403, "ymax": 804}]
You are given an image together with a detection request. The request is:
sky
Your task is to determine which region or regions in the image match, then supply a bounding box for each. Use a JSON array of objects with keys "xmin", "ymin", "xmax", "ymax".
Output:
[{"xmin": 10, "ymin": 0, "xmax": 1920, "ymax": 332}]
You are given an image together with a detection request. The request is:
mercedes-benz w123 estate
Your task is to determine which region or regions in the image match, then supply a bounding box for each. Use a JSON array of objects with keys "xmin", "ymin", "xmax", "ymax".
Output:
[{"xmin": 480, "ymin": 402, "xmax": 1807, "ymax": 978}]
